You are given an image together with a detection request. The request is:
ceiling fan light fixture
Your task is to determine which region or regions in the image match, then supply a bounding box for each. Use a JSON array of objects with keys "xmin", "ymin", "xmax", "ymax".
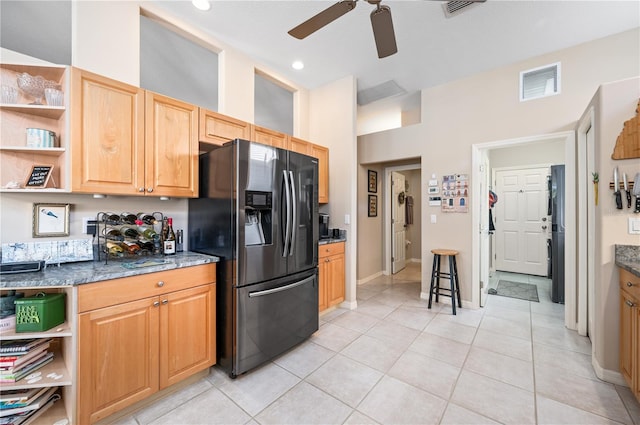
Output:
[
  {"xmin": 192, "ymin": 0, "xmax": 211, "ymax": 12},
  {"xmin": 292, "ymin": 61, "xmax": 304, "ymax": 70}
]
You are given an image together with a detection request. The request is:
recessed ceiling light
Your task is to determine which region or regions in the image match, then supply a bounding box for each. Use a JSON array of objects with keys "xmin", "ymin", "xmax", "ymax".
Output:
[
  {"xmin": 192, "ymin": 0, "xmax": 211, "ymax": 11},
  {"xmin": 292, "ymin": 61, "xmax": 304, "ymax": 70}
]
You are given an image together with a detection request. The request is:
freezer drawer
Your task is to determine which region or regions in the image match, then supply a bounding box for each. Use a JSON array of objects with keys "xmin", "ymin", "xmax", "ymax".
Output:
[{"xmin": 233, "ymin": 269, "xmax": 318, "ymax": 377}]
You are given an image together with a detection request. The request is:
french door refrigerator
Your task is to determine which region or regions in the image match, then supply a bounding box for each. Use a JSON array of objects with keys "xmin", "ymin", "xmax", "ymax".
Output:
[
  {"xmin": 550, "ymin": 164, "xmax": 565, "ymax": 304},
  {"xmin": 188, "ymin": 139, "xmax": 319, "ymax": 377}
]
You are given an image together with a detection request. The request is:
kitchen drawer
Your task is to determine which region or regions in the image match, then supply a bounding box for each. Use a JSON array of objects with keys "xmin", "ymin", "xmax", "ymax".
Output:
[
  {"xmin": 78, "ymin": 264, "xmax": 215, "ymax": 312},
  {"xmin": 620, "ymin": 268, "xmax": 640, "ymax": 300},
  {"xmin": 319, "ymin": 242, "xmax": 345, "ymax": 259}
]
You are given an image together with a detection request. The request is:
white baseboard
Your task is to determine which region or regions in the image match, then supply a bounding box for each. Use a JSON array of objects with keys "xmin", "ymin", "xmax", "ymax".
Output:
[
  {"xmin": 340, "ymin": 299, "xmax": 357, "ymax": 310},
  {"xmin": 357, "ymin": 271, "xmax": 383, "ymax": 285},
  {"xmin": 419, "ymin": 292, "xmax": 477, "ymax": 310},
  {"xmin": 592, "ymin": 356, "xmax": 627, "ymax": 386}
]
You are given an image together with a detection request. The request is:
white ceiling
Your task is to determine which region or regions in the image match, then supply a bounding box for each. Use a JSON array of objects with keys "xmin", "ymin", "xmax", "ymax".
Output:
[{"xmin": 149, "ymin": 0, "xmax": 639, "ymax": 97}]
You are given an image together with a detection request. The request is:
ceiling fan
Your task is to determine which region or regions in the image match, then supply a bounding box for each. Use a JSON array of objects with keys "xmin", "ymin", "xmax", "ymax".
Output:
[{"xmin": 288, "ymin": 0, "xmax": 486, "ymax": 59}]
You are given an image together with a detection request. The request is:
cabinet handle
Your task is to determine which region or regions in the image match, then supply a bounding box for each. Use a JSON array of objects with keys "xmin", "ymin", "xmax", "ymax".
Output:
[
  {"xmin": 138, "ymin": 187, "xmax": 145, "ymax": 193},
  {"xmin": 157, "ymin": 281, "xmax": 165, "ymax": 287},
  {"xmin": 627, "ymin": 282, "xmax": 635, "ymax": 287},
  {"xmin": 626, "ymin": 300, "xmax": 635, "ymax": 307},
  {"xmin": 153, "ymin": 301, "xmax": 160, "ymax": 307},
  {"xmin": 161, "ymin": 299, "xmax": 168, "ymax": 305},
  {"xmin": 147, "ymin": 187, "xmax": 154, "ymax": 193}
]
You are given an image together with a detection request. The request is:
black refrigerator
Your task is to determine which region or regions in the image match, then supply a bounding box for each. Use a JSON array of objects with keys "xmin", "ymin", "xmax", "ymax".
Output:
[
  {"xmin": 188, "ymin": 139, "xmax": 319, "ymax": 377},
  {"xmin": 550, "ymin": 164, "xmax": 565, "ymax": 304}
]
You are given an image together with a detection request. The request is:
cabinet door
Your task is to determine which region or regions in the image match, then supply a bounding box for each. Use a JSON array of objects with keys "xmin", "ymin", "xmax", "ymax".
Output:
[
  {"xmin": 160, "ymin": 284, "xmax": 216, "ymax": 388},
  {"xmin": 620, "ymin": 290, "xmax": 635, "ymax": 388},
  {"xmin": 145, "ymin": 92, "xmax": 199, "ymax": 198},
  {"xmin": 318, "ymin": 260, "xmax": 328, "ymax": 312},
  {"xmin": 327, "ymin": 254, "xmax": 345, "ymax": 307},
  {"xmin": 199, "ymin": 108, "xmax": 250, "ymax": 148},
  {"xmin": 633, "ymin": 299, "xmax": 640, "ymax": 401},
  {"xmin": 289, "ymin": 136, "xmax": 311, "ymax": 155},
  {"xmin": 78, "ymin": 297, "xmax": 159, "ymax": 425},
  {"xmin": 71, "ymin": 67, "xmax": 145, "ymax": 195},
  {"xmin": 252, "ymin": 125, "xmax": 287, "ymax": 149},
  {"xmin": 310, "ymin": 143, "xmax": 329, "ymax": 203}
]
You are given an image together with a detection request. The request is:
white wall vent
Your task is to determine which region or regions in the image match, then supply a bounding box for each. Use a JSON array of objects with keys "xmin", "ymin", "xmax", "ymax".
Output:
[
  {"xmin": 519, "ymin": 62, "xmax": 561, "ymax": 102},
  {"xmin": 442, "ymin": 1, "xmax": 482, "ymax": 18},
  {"xmin": 357, "ymin": 80, "xmax": 406, "ymax": 106}
]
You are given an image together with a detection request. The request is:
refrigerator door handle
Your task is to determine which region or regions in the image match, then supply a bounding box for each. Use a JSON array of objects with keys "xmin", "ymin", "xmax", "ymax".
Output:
[
  {"xmin": 283, "ymin": 169, "xmax": 292, "ymax": 257},
  {"xmin": 289, "ymin": 170, "xmax": 296, "ymax": 257},
  {"xmin": 248, "ymin": 275, "xmax": 315, "ymax": 298}
]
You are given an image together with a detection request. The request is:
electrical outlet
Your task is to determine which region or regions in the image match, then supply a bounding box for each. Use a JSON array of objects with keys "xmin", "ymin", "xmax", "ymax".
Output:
[{"xmin": 83, "ymin": 217, "xmax": 97, "ymax": 235}]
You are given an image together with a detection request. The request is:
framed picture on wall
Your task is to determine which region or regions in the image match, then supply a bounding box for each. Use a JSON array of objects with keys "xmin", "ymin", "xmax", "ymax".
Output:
[
  {"xmin": 368, "ymin": 195, "xmax": 378, "ymax": 217},
  {"xmin": 33, "ymin": 203, "xmax": 70, "ymax": 237},
  {"xmin": 368, "ymin": 170, "xmax": 377, "ymax": 193}
]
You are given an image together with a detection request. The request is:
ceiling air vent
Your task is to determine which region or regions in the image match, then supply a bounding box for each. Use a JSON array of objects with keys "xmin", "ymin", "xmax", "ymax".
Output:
[{"xmin": 442, "ymin": 1, "xmax": 482, "ymax": 18}]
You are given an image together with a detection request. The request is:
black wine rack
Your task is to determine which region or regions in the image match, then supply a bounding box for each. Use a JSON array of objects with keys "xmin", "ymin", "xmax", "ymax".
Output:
[{"xmin": 96, "ymin": 211, "xmax": 165, "ymax": 264}]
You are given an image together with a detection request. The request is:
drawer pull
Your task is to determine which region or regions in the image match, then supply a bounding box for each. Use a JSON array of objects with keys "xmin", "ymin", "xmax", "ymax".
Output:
[
  {"xmin": 627, "ymin": 282, "xmax": 635, "ymax": 287},
  {"xmin": 162, "ymin": 299, "xmax": 168, "ymax": 305},
  {"xmin": 626, "ymin": 300, "xmax": 635, "ymax": 307},
  {"xmin": 153, "ymin": 301, "xmax": 160, "ymax": 307},
  {"xmin": 157, "ymin": 281, "xmax": 165, "ymax": 287}
]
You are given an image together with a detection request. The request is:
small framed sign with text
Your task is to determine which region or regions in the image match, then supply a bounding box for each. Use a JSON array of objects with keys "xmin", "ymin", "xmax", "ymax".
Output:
[{"xmin": 24, "ymin": 165, "xmax": 54, "ymax": 189}]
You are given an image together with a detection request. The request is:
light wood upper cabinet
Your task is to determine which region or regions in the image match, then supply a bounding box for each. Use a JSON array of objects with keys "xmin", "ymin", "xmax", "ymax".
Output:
[
  {"xmin": 70, "ymin": 67, "xmax": 145, "ymax": 195},
  {"xmin": 145, "ymin": 91, "xmax": 198, "ymax": 198},
  {"xmin": 70, "ymin": 68, "xmax": 198, "ymax": 197},
  {"xmin": 199, "ymin": 108, "xmax": 250, "ymax": 148},
  {"xmin": 251, "ymin": 124, "xmax": 287, "ymax": 149},
  {"xmin": 310, "ymin": 143, "xmax": 329, "ymax": 204},
  {"xmin": 289, "ymin": 136, "xmax": 311, "ymax": 155}
]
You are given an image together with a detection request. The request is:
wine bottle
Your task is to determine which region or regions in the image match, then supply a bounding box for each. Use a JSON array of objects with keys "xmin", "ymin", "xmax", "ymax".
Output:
[
  {"xmin": 103, "ymin": 228, "xmax": 124, "ymax": 241},
  {"xmin": 105, "ymin": 241, "xmax": 124, "ymax": 256},
  {"xmin": 163, "ymin": 217, "xmax": 176, "ymax": 255},
  {"xmin": 135, "ymin": 220, "xmax": 159, "ymax": 240},
  {"xmin": 137, "ymin": 213, "xmax": 157, "ymax": 225},
  {"xmin": 120, "ymin": 212, "xmax": 138, "ymax": 225},
  {"xmin": 121, "ymin": 226, "xmax": 141, "ymax": 240},
  {"xmin": 137, "ymin": 238, "xmax": 155, "ymax": 252},
  {"xmin": 120, "ymin": 241, "xmax": 142, "ymax": 254}
]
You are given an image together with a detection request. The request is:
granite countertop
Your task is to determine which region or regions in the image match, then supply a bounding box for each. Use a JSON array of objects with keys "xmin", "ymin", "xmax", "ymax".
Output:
[
  {"xmin": 319, "ymin": 237, "xmax": 347, "ymax": 245},
  {"xmin": 0, "ymin": 252, "xmax": 219, "ymax": 288},
  {"xmin": 615, "ymin": 245, "xmax": 640, "ymax": 277}
]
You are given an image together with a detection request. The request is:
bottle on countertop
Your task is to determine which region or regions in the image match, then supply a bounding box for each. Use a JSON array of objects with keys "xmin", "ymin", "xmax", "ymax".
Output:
[
  {"xmin": 135, "ymin": 219, "xmax": 158, "ymax": 241},
  {"xmin": 105, "ymin": 241, "xmax": 124, "ymax": 256},
  {"xmin": 176, "ymin": 229, "xmax": 184, "ymax": 252},
  {"xmin": 121, "ymin": 225, "xmax": 141, "ymax": 240},
  {"xmin": 103, "ymin": 228, "xmax": 124, "ymax": 242},
  {"xmin": 119, "ymin": 240, "xmax": 142, "ymax": 255},
  {"xmin": 137, "ymin": 238, "xmax": 155, "ymax": 253},
  {"xmin": 137, "ymin": 212, "xmax": 157, "ymax": 225},
  {"xmin": 163, "ymin": 217, "xmax": 176, "ymax": 255},
  {"xmin": 120, "ymin": 212, "xmax": 138, "ymax": 225}
]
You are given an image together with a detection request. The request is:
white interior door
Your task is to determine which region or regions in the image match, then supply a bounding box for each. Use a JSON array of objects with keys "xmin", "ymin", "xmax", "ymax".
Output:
[
  {"xmin": 391, "ymin": 171, "xmax": 406, "ymax": 274},
  {"xmin": 479, "ymin": 153, "xmax": 490, "ymax": 307},
  {"xmin": 495, "ymin": 167, "xmax": 550, "ymax": 276}
]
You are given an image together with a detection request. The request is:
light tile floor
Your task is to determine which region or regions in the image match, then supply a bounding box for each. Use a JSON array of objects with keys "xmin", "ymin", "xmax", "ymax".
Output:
[{"xmin": 113, "ymin": 263, "xmax": 640, "ymax": 425}]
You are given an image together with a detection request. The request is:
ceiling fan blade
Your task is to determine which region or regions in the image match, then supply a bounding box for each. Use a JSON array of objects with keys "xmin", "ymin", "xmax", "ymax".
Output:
[
  {"xmin": 288, "ymin": 0, "xmax": 357, "ymax": 40},
  {"xmin": 370, "ymin": 5, "xmax": 397, "ymax": 58}
]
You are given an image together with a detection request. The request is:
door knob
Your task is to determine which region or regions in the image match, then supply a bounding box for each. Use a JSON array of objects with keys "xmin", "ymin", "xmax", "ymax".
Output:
[
  {"xmin": 542, "ymin": 225, "xmax": 547, "ymax": 230},
  {"xmin": 542, "ymin": 217, "xmax": 547, "ymax": 222}
]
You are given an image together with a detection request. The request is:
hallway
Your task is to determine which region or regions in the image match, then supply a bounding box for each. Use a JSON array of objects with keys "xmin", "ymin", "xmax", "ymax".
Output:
[{"xmin": 113, "ymin": 262, "xmax": 640, "ymax": 424}]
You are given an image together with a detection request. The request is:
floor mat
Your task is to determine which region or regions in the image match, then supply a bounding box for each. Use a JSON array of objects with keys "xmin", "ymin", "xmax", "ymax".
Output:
[{"xmin": 490, "ymin": 280, "xmax": 539, "ymax": 302}]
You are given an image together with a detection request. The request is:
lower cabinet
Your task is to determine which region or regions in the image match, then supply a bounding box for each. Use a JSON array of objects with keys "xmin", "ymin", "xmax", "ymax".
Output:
[
  {"xmin": 77, "ymin": 264, "xmax": 216, "ymax": 424},
  {"xmin": 619, "ymin": 268, "xmax": 640, "ymax": 404},
  {"xmin": 318, "ymin": 242, "xmax": 345, "ymax": 312}
]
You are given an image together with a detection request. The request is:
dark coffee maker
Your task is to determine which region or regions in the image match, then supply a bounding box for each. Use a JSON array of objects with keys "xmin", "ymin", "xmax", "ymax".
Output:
[{"xmin": 319, "ymin": 213, "xmax": 330, "ymax": 239}]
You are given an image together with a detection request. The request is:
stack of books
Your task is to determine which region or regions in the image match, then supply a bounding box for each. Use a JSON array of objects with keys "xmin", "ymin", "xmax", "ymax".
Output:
[
  {"xmin": 0, "ymin": 339, "xmax": 54, "ymax": 384},
  {"xmin": 0, "ymin": 386, "xmax": 60, "ymax": 425}
]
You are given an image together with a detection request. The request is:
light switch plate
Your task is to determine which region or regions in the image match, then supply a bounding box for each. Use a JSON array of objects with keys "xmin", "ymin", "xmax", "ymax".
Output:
[{"xmin": 629, "ymin": 217, "xmax": 640, "ymax": 235}]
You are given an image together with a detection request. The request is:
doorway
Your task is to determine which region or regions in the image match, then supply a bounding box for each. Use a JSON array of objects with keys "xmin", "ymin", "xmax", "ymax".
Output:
[{"xmin": 472, "ymin": 131, "xmax": 575, "ymax": 330}]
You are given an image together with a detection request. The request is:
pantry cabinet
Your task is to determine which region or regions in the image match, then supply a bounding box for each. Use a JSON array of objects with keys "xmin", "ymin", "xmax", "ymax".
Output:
[
  {"xmin": 318, "ymin": 242, "xmax": 345, "ymax": 312},
  {"xmin": 0, "ymin": 63, "xmax": 70, "ymax": 192},
  {"xmin": 77, "ymin": 264, "xmax": 216, "ymax": 424},
  {"xmin": 199, "ymin": 107, "xmax": 250, "ymax": 149},
  {"xmin": 70, "ymin": 68, "xmax": 198, "ymax": 197},
  {"xmin": 619, "ymin": 267, "xmax": 640, "ymax": 403}
]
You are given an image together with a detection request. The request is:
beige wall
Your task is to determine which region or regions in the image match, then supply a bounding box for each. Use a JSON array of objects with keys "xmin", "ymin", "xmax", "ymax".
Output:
[
  {"xmin": 588, "ymin": 77, "xmax": 640, "ymax": 375},
  {"xmin": 357, "ymin": 164, "xmax": 384, "ymax": 281},
  {"xmin": 359, "ymin": 28, "xmax": 639, "ymax": 308},
  {"xmin": 489, "ymin": 140, "xmax": 565, "ymax": 169},
  {"xmin": 405, "ymin": 169, "xmax": 422, "ymax": 261},
  {"xmin": 309, "ymin": 76, "xmax": 358, "ymax": 306}
]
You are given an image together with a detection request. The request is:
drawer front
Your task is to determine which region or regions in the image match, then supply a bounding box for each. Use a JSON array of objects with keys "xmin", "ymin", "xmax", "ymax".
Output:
[
  {"xmin": 620, "ymin": 268, "xmax": 640, "ymax": 301},
  {"xmin": 78, "ymin": 263, "xmax": 216, "ymax": 313},
  {"xmin": 319, "ymin": 242, "xmax": 345, "ymax": 259}
]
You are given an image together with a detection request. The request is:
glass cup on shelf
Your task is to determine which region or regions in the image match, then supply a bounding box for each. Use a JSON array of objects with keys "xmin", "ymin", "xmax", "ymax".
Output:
[
  {"xmin": 44, "ymin": 88, "xmax": 64, "ymax": 106},
  {"xmin": 1, "ymin": 86, "xmax": 18, "ymax": 104}
]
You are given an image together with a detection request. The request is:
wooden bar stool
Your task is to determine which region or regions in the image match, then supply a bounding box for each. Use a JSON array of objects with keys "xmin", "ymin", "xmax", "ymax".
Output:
[{"xmin": 428, "ymin": 249, "xmax": 462, "ymax": 315}]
